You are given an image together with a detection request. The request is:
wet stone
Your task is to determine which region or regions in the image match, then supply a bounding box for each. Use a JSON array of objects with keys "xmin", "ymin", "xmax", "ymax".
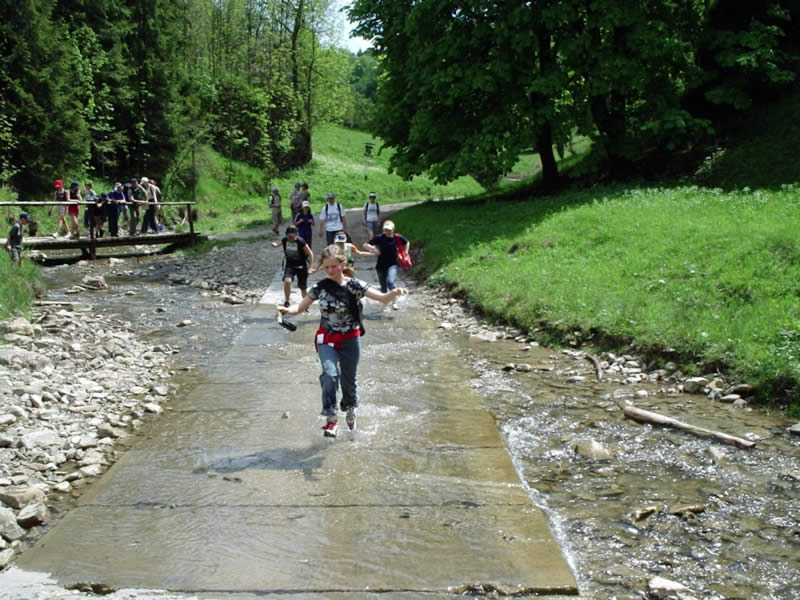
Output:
[
  {"xmin": 0, "ymin": 548, "xmax": 15, "ymax": 569},
  {"xmin": 647, "ymin": 576, "xmax": 698, "ymax": 600},
  {"xmin": 16, "ymin": 503, "xmax": 48, "ymax": 528},
  {"xmin": 0, "ymin": 486, "xmax": 45, "ymax": 510},
  {"xmin": 0, "ymin": 507, "xmax": 26, "ymax": 541},
  {"xmin": 574, "ymin": 439, "xmax": 612, "ymax": 461}
]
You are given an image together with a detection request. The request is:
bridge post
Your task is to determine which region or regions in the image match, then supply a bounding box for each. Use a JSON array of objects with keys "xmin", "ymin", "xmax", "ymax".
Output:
[
  {"xmin": 89, "ymin": 218, "xmax": 96, "ymax": 259},
  {"xmin": 187, "ymin": 202, "xmax": 195, "ymax": 244}
]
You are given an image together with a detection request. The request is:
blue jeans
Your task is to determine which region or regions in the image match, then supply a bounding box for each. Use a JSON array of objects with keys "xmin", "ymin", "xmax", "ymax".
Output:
[
  {"xmin": 377, "ymin": 265, "xmax": 398, "ymax": 293},
  {"xmin": 317, "ymin": 336, "xmax": 360, "ymax": 416},
  {"xmin": 141, "ymin": 205, "xmax": 157, "ymax": 233}
]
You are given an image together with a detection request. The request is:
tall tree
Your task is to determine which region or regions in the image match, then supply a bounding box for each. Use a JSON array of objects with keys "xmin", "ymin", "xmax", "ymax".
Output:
[
  {"xmin": 350, "ymin": 0, "xmax": 568, "ymax": 187},
  {"xmin": 0, "ymin": 0, "xmax": 89, "ymax": 196},
  {"xmin": 351, "ymin": 0, "xmax": 796, "ymax": 185}
]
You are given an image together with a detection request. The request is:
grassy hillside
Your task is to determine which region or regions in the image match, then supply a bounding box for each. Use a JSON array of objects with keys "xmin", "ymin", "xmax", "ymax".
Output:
[{"xmin": 174, "ymin": 124, "xmax": 484, "ymax": 234}]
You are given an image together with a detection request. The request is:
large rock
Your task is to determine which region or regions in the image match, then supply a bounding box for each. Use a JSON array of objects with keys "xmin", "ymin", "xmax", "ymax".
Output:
[
  {"xmin": 682, "ymin": 377, "xmax": 708, "ymax": 394},
  {"xmin": 0, "ymin": 317, "xmax": 34, "ymax": 336},
  {"xmin": 19, "ymin": 430, "xmax": 62, "ymax": 450},
  {"xmin": 0, "ymin": 486, "xmax": 46, "ymax": 509},
  {"xmin": 0, "ymin": 548, "xmax": 15, "ymax": 569},
  {"xmin": 0, "ymin": 507, "xmax": 26, "ymax": 542},
  {"xmin": 574, "ymin": 439, "xmax": 612, "ymax": 461},
  {"xmin": 789, "ymin": 423, "xmax": 800, "ymax": 436},
  {"xmin": 16, "ymin": 502, "xmax": 48, "ymax": 528},
  {"xmin": 0, "ymin": 347, "xmax": 51, "ymax": 371},
  {"xmin": 81, "ymin": 275, "xmax": 108, "ymax": 290},
  {"xmin": 647, "ymin": 576, "xmax": 698, "ymax": 600}
]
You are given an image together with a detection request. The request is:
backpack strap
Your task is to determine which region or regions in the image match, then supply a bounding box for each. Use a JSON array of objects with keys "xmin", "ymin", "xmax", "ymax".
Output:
[{"xmin": 317, "ymin": 279, "xmax": 365, "ymax": 336}]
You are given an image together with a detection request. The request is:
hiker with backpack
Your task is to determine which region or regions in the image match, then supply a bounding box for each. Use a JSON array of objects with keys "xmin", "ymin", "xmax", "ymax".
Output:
[
  {"xmin": 362, "ymin": 192, "xmax": 380, "ymax": 238},
  {"xmin": 277, "ymin": 243, "xmax": 409, "ymax": 437},
  {"xmin": 271, "ymin": 224, "xmax": 315, "ymax": 307},
  {"xmin": 318, "ymin": 192, "xmax": 346, "ymax": 245}
]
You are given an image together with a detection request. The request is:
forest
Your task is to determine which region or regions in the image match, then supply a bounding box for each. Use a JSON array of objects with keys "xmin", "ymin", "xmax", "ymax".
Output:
[
  {"xmin": 1, "ymin": 1, "xmax": 798, "ymax": 203},
  {"xmin": 0, "ymin": 0, "xmax": 377, "ymax": 201},
  {"xmin": 350, "ymin": 0, "xmax": 799, "ymax": 187}
]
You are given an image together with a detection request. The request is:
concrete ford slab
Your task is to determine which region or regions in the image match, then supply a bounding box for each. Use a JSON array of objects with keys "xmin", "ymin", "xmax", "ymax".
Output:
[{"xmin": 12, "ymin": 272, "xmax": 578, "ymax": 597}]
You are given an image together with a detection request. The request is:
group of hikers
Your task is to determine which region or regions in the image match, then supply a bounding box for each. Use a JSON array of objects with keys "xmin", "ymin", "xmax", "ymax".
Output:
[
  {"xmin": 272, "ymin": 183, "xmax": 412, "ymax": 438},
  {"xmin": 50, "ymin": 177, "xmax": 164, "ymax": 239},
  {"xmin": 6, "ymin": 179, "xmax": 414, "ymax": 442}
]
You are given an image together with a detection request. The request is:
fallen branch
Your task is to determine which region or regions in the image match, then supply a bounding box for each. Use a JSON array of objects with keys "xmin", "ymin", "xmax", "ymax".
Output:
[
  {"xmin": 585, "ymin": 353, "xmax": 603, "ymax": 381},
  {"xmin": 623, "ymin": 405, "xmax": 756, "ymax": 449}
]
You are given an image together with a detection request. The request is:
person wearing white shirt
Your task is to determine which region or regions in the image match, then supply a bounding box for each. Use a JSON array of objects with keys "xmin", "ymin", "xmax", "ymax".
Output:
[{"xmin": 318, "ymin": 192, "xmax": 346, "ymax": 245}]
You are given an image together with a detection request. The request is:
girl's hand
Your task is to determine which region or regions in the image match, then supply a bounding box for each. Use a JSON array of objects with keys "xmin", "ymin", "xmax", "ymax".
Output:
[
  {"xmin": 393, "ymin": 287, "xmax": 409, "ymax": 297},
  {"xmin": 277, "ymin": 305, "xmax": 289, "ymax": 315}
]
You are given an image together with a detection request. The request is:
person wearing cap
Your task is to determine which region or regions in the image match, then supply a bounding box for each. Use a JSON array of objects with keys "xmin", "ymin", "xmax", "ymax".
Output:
[
  {"xmin": 107, "ymin": 182, "xmax": 126, "ymax": 237},
  {"xmin": 50, "ymin": 179, "xmax": 69, "ymax": 237},
  {"xmin": 318, "ymin": 192, "xmax": 346, "ymax": 245},
  {"xmin": 293, "ymin": 200, "xmax": 315, "ymax": 249},
  {"xmin": 269, "ymin": 185, "xmax": 282, "ymax": 235},
  {"xmin": 5, "ymin": 213, "xmax": 30, "ymax": 266},
  {"xmin": 362, "ymin": 192, "xmax": 381, "ymax": 238},
  {"xmin": 363, "ymin": 219, "xmax": 410, "ymax": 310},
  {"xmin": 271, "ymin": 224, "xmax": 315, "ymax": 307},
  {"xmin": 277, "ymin": 243, "xmax": 409, "ymax": 437},
  {"xmin": 290, "ymin": 182, "xmax": 303, "ymax": 220},
  {"xmin": 334, "ymin": 231, "xmax": 370, "ymax": 267},
  {"xmin": 66, "ymin": 181, "xmax": 82, "ymax": 239}
]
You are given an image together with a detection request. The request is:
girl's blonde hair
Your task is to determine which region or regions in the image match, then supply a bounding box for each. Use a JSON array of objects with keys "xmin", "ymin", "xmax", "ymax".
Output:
[{"xmin": 319, "ymin": 244, "xmax": 354, "ymax": 277}]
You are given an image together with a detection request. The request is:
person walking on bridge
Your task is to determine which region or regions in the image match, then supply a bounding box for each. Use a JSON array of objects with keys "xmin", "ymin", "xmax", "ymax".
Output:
[
  {"xmin": 66, "ymin": 181, "xmax": 82, "ymax": 239},
  {"xmin": 277, "ymin": 244, "xmax": 409, "ymax": 437},
  {"xmin": 50, "ymin": 179, "xmax": 69, "ymax": 238}
]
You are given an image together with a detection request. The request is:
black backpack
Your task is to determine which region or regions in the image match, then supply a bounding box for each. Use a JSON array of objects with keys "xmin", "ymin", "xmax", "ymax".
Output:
[
  {"xmin": 324, "ymin": 202, "xmax": 343, "ymax": 219},
  {"xmin": 364, "ymin": 201, "xmax": 380, "ymax": 219}
]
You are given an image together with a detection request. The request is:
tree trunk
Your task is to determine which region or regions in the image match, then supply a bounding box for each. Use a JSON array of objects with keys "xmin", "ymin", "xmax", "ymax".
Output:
[
  {"xmin": 537, "ymin": 122, "xmax": 558, "ymax": 187},
  {"xmin": 535, "ymin": 25, "xmax": 559, "ymax": 187}
]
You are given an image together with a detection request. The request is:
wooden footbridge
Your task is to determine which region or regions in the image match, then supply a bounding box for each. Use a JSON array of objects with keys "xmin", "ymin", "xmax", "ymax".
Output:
[{"xmin": 3, "ymin": 200, "xmax": 203, "ymax": 261}]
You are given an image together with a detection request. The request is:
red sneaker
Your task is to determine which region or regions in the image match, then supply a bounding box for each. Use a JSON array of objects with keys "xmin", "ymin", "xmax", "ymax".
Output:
[{"xmin": 322, "ymin": 419, "xmax": 338, "ymax": 438}]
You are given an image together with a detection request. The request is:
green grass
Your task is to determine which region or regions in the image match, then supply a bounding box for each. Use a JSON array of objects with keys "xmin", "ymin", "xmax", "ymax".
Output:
[
  {"xmin": 503, "ymin": 135, "xmax": 593, "ymax": 183},
  {"xmin": 396, "ymin": 183, "xmax": 800, "ymax": 413},
  {"xmin": 169, "ymin": 124, "xmax": 485, "ymax": 234},
  {"xmin": 0, "ymin": 253, "xmax": 42, "ymax": 321}
]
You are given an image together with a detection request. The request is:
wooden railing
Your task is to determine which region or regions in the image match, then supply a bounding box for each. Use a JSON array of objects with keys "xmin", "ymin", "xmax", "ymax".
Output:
[{"xmin": 2, "ymin": 201, "xmax": 198, "ymax": 259}]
